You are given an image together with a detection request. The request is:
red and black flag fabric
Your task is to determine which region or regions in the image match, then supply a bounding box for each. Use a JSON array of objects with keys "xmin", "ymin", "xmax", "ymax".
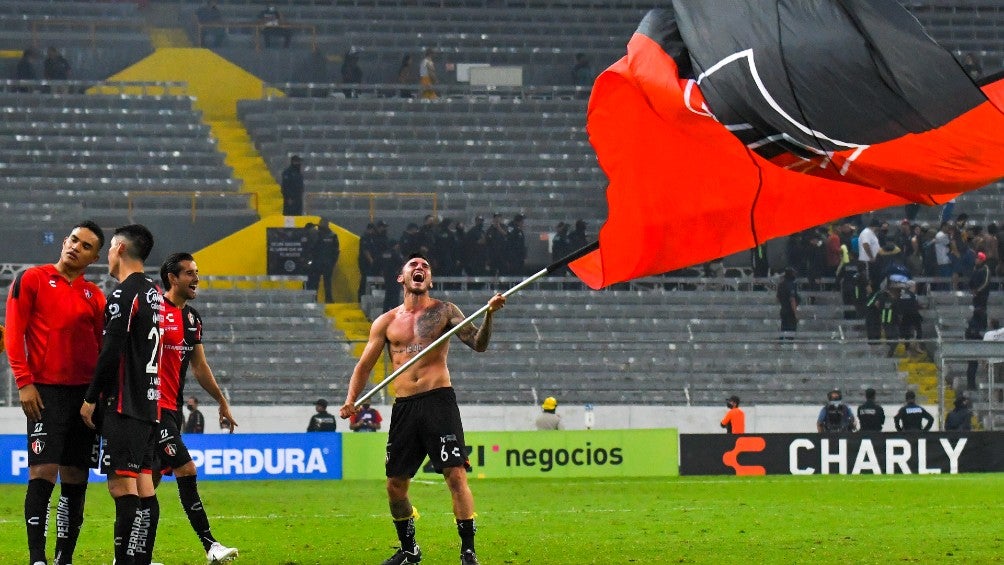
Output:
[{"xmin": 570, "ymin": 0, "xmax": 1004, "ymax": 290}]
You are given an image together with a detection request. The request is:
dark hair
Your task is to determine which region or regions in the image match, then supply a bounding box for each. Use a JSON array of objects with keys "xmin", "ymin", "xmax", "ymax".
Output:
[
  {"xmin": 905, "ymin": 390, "xmax": 916, "ymax": 401},
  {"xmin": 113, "ymin": 224, "xmax": 154, "ymax": 262},
  {"xmin": 74, "ymin": 220, "xmax": 106, "ymax": 249},
  {"xmin": 865, "ymin": 388, "xmax": 876, "ymax": 400},
  {"xmin": 160, "ymin": 252, "xmax": 195, "ymax": 289}
]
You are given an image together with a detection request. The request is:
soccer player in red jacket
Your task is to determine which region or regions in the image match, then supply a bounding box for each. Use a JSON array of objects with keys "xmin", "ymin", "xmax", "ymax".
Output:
[{"xmin": 4, "ymin": 220, "xmax": 106, "ymax": 565}]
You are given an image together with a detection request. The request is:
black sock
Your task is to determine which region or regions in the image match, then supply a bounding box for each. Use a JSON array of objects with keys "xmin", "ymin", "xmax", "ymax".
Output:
[
  {"xmin": 457, "ymin": 518, "xmax": 477, "ymax": 554},
  {"xmin": 177, "ymin": 475, "xmax": 216, "ymax": 551},
  {"xmin": 136, "ymin": 495, "xmax": 160, "ymax": 565},
  {"xmin": 114, "ymin": 494, "xmax": 140, "ymax": 565},
  {"xmin": 393, "ymin": 517, "xmax": 417, "ymax": 553},
  {"xmin": 53, "ymin": 482, "xmax": 87, "ymax": 565},
  {"xmin": 25, "ymin": 478, "xmax": 55, "ymax": 563}
]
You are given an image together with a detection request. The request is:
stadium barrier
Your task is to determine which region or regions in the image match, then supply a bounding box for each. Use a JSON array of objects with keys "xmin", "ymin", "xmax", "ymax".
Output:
[
  {"xmin": 0, "ymin": 429, "xmax": 679, "ymax": 483},
  {"xmin": 343, "ymin": 429, "xmax": 679, "ymax": 480},
  {"xmin": 679, "ymin": 433, "xmax": 1004, "ymax": 476}
]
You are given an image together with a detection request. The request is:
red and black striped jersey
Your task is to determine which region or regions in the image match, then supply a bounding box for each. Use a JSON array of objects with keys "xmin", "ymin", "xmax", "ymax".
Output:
[
  {"xmin": 4, "ymin": 264, "xmax": 105, "ymax": 388},
  {"xmin": 86, "ymin": 272, "xmax": 163, "ymax": 423},
  {"xmin": 158, "ymin": 299, "xmax": 202, "ymax": 412}
]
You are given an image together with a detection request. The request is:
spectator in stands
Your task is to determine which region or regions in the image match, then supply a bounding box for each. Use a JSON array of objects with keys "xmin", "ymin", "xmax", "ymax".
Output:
[
  {"xmin": 341, "ymin": 47, "xmax": 363, "ymax": 98},
  {"xmin": 42, "ymin": 46, "xmax": 70, "ymax": 81},
  {"xmin": 568, "ymin": 219, "xmax": 588, "ymax": 252},
  {"xmin": 535, "ymin": 397, "xmax": 563, "ymax": 430},
  {"xmin": 506, "ymin": 213, "xmax": 527, "ymax": 275},
  {"xmin": 434, "ymin": 218, "xmax": 461, "ymax": 276},
  {"xmin": 552, "ymin": 221, "xmax": 571, "ymax": 271},
  {"xmin": 970, "ymin": 251, "xmax": 991, "ymax": 313},
  {"xmin": 776, "ymin": 267, "xmax": 799, "ymax": 336},
  {"xmin": 14, "ymin": 48, "xmax": 37, "ymax": 80},
  {"xmin": 184, "ymin": 397, "xmax": 206, "ymax": 434},
  {"xmin": 817, "ymin": 389, "xmax": 856, "ymax": 433},
  {"xmin": 196, "ymin": 0, "xmax": 226, "ymax": 47},
  {"xmin": 399, "ymin": 222, "xmax": 423, "ymax": 257},
  {"xmin": 856, "ymin": 388, "xmax": 885, "ymax": 432},
  {"xmin": 896, "ymin": 281, "xmax": 924, "ymax": 356},
  {"xmin": 805, "ymin": 231, "xmax": 826, "ymax": 291},
  {"xmin": 420, "ymin": 47, "xmax": 438, "ymax": 99},
  {"xmin": 358, "ymin": 222, "xmax": 380, "ymax": 301},
  {"xmin": 485, "ymin": 213, "xmax": 508, "ymax": 275},
  {"xmin": 893, "ymin": 390, "xmax": 934, "ymax": 432},
  {"xmin": 944, "ymin": 395, "xmax": 973, "ymax": 431},
  {"xmin": 302, "ymin": 222, "xmax": 320, "ymax": 291},
  {"xmin": 461, "ymin": 215, "xmax": 488, "ymax": 276},
  {"xmin": 959, "ymin": 52, "xmax": 983, "ymax": 81},
  {"xmin": 965, "ymin": 308, "xmax": 989, "ymax": 391},
  {"xmin": 313, "ymin": 219, "xmax": 340, "ymax": 303},
  {"xmin": 418, "ymin": 214, "xmax": 438, "ymax": 258},
  {"xmin": 350, "ymin": 401, "xmax": 382, "ymax": 432},
  {"xmin": 824, "ymin": 226, "xmax": 842, "ymax": 278},
  {"xmin": 307, "ymin": 398, "xmax": 337, "ymax": 431},
  {"xmin": 571, "ymin": 52, "xmax": 593, "ymax": 92},
  {"xmin": 398, "ymin": 54, "xmax": 416, "ymax": 98},
  {"xmin": 858, "ymin": 218, "xmax": 882, "ymax": 290},
  {"xmin": 281, "ymin": 155, "xmax": 304, "ymax": 215},
  {"xmin": 933, "ymin": 221, "xmax": 957, "ymax": 288},
  {"xmin": 720, "ymin": 395, "xmax": 745, "ymax": 434},
  {"xmin": 380, "ymin": 240, "xmax": 404, "ymax": 313},
  {"xmin": 982, "ymin": 223, "xmax": 1000, "ymax": 275},
  {"xmin": 258, "ymin": 4, "xmax": 292, "ymax": 48}
]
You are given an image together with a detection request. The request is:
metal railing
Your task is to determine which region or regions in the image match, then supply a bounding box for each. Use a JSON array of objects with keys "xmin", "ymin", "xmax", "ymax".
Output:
[
  {"xmin": 126, "ymin": 191, "xmax": 259, "ymax": 223},
  {"xmin": 195, "ymin": 21, "xmax": 318, "ymax": 51},
  {"xmin": 305, "ymin": 191, "xmax": 437, "ymax": 221},
  {"xmin": 0, "ymin": 80, "xmax": 189, "ymax": 96},
  {"xmin": 260, "ymin": 81, "xmax": 590, "ymax": 100},
  {"xmin": 27, "ymin": 18, "xmax": 148, "ymax": 49}
]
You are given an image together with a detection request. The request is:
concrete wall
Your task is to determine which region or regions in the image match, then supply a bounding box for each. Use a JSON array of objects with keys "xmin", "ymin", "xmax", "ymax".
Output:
[{"xmin": 0, "ymin": 403, "xmax": 939, "ymax": 435}]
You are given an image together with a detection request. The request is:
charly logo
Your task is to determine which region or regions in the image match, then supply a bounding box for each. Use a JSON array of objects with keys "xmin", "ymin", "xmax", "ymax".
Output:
[{"xmin": 722, "ymin": 436, "xmax": 766, "ymax": 476}]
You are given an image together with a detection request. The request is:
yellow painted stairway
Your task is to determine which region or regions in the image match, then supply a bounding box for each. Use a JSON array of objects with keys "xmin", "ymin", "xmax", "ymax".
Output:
[
  {"xmin": 104, "ymin": 47, "xmax": 377, "ymax": 380},
  {"xmin": 103, "ymin": 48, "xmax": 284, "ymax": 217}
]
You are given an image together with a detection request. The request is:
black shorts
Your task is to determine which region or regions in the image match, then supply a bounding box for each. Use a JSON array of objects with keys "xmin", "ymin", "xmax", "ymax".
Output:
[
  {"xmin": 26, "ymin": 384, "xmax": 99, "ymax": 469},
  {"xmin": 100, "ymin": 409, "xmax": 157, "ymax": 478},
  {"xmin": 156, "ymin": 408, "xmax": 193, "ymax": 475},
  {"xmin": 386, "ymin": 387, "xmax": 470, "ymax": 478}
]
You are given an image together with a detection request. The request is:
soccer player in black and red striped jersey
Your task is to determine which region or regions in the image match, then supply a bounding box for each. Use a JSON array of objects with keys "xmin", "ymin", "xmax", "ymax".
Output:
[
  {"xmin": 80, "ymin": 224, "xmax": 163, "ymax": 565},
  {"xmin": 4, "ymin": 220, "xmax": 106, "ymax": 565},
  {"xmin": 154, "ymin": 252, "xmax": 239, "ymax": 564}
]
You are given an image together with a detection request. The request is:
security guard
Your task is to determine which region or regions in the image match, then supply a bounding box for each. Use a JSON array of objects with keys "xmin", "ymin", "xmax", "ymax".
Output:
[
  {"xmin": 893, "ymin": 391, "xmax": 934, "ymax": 431},
  {"xmin": 307, "ymin": 398, "xmax": 338, "ymax": 431}
]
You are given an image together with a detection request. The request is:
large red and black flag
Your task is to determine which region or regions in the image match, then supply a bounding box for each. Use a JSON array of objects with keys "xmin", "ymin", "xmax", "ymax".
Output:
[{"xmin": 570, "ymin": 0, "xmax": 1004, "ymax": 290}]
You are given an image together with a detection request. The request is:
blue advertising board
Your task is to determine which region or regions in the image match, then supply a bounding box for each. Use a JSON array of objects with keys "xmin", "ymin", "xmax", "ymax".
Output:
[{"xmin": 0, "ymin": 433, "xmax": 342, "ymax": 483}]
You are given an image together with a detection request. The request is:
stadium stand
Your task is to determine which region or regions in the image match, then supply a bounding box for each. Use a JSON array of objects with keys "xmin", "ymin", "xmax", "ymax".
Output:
[{"xmin": 0, "ymin": 85, "xmax": 258, "ymax": 261}]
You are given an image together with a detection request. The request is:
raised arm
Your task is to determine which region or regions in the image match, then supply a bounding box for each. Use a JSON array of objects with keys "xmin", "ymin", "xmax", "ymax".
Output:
[
  {"xmin": 340, "ymin": 313, "xmax": 391, "ymax": 418},
  {"xmin": 452, "ymin": 293, "xmax": 505, "ymax": 352}
]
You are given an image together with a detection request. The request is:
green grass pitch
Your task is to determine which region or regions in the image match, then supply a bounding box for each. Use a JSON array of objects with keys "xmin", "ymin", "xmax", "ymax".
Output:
[{"xmin": 0, "ymin": 474, "xmax": 1001, "ymax": 564}]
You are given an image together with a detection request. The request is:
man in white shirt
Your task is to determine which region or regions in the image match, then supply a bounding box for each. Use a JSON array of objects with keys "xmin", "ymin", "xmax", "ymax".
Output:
[{"xmin": 858, "ymin": 219, "xmax": 881, "ymax": 289}]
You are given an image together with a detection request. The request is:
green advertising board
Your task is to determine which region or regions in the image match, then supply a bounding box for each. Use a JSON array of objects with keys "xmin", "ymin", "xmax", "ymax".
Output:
[{"xmin": 341, "ymin": 429, "xmax": 678, "ymax": 480}]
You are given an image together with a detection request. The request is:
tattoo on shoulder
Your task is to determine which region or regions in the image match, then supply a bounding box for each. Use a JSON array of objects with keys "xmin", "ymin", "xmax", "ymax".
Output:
[{"xmin": 416, "ymin": 302, "xmax": 451, "ymax": 339}]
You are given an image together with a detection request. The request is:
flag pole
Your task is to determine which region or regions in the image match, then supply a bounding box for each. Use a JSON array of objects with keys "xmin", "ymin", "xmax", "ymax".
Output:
[{"xmin": 353, "ymin": 240, "xmax": 599, "ymax": 407}]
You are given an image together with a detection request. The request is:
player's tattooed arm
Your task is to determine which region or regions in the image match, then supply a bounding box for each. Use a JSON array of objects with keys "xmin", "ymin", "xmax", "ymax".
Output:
[{"xmin": 448, "ymin": 302, "xmax": 493, "ymax": 352}]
